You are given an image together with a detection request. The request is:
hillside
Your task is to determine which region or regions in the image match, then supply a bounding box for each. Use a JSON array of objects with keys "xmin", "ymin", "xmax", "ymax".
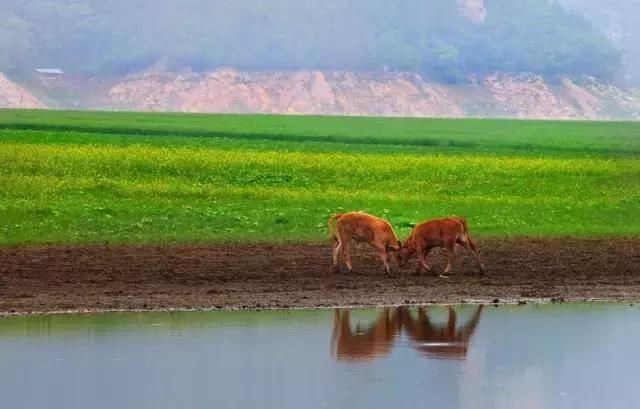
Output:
[
  {"xmin": 2, "ymin": 69, "xmax": 639, "ymax": 119},
  {"xmin": 0, "ymin": 73, "xmax": 46, "ymax": 109},
  {"xmin": 558, "ymin": 0, "xmax": 640, "ymax": 84},
  {"xmin": 105, "ymin": 69, "xmax": 640, "ymax": 119},
  {"xmin": 0, "ymin": 0, "xmax": 624, "ymax": 80},
  {"xmin": 1, "ymin": 0, "xmax": 639, "ymax": 118}
]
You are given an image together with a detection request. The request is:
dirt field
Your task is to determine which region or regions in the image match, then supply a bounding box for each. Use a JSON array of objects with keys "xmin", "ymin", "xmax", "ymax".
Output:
[{"xmin": 1, "ymin": 238, "xmax": 639, "ymax": 314}]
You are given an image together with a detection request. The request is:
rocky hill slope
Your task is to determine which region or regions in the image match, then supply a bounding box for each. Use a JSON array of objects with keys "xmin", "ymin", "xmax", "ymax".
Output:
[
  {"xmin": 0, "ymin": 73, "xmax": 46, "ymax": 109},
  {"xmin": 2, "ymin": 69, "xmax": 638, "ymax": 119},
  {"xmin": 106, "ymin": 69, "xmax": 640, "ymax": 119}
]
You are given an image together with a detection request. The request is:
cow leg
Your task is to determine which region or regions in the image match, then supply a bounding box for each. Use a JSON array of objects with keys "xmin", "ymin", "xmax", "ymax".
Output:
[
  {"xmin": 459, "ymin": 235, "xmax": 485, "ymax": 274},
  {"xmin": 446, "ymin": 307, "xmax": 457, "ymax": 338},
  {"xmin": 466, "ymin": 236, "xmax": 486, "ymax": 273},
  {"xmin": 375, "ymin": 244, "xmax": 392, "ymax": 275},
  {"xmin": 443, "ymin": 244, "xmax": 457, "ymax": 257},
  {"xmin": 444, "ymin": 242, "xmax": 456, "ymax": 274},
  {"xmin": 415, "ymin": 243, "xmax": 430, "ymax": 275},
  {"xmin": 331, "ymin": 240, "xmax": 342, "ymax": 273},
  {"xmin": 342, "ymin": 241, "xmax": 353, "ymax": 273}
]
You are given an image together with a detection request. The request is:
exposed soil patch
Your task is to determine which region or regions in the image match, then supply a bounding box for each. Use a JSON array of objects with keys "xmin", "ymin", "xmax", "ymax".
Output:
[{"xmin": 1, "ymin": 238, "xmax": 639, "ymax": 314}]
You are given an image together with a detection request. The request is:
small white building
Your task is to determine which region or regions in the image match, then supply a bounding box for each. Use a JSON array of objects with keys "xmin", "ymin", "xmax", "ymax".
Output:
[{"xmin": 35, "ymin": 68, "xmax": 64, "ymax": 78}]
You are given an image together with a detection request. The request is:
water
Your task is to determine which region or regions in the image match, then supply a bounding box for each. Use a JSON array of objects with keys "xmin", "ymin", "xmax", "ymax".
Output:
[{"xmin": 1, "ymin": 303, "xmax": 639, "ymax": 409}]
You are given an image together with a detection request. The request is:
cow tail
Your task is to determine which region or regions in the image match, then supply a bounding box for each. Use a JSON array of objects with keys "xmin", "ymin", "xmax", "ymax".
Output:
[
  {"xmin": 328, "ymin": 213, "xmax": 343, "ymax": 241},
  {"xmin": 457, "ymin": 217, "xmax": 470, "ymax": 235},
  {"xmin": 455, "ymin": 216, "xmax": 471, "ymax": 242}
]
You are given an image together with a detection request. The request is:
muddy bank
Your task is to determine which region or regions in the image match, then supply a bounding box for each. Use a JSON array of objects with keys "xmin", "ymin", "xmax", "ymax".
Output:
[{"xmin": 0, "ymin": 238, "xmax": 639, "ymax": 314}]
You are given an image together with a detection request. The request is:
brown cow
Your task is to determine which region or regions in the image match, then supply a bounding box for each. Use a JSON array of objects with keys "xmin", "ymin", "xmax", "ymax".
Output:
[
  {"xmin": 330, "ymin": 308, "xmax": 401, "ymax": 362},
  {"xmin": 400, "ymin": 305, "xmax": 484, "ymax": 360},
  {"xmin": 328, "ymin": 211, "xmax": 402, "ymax": 274},
  {"xmin": 398, "ymin": 216, "xmax": 485, "ymax": 274}
]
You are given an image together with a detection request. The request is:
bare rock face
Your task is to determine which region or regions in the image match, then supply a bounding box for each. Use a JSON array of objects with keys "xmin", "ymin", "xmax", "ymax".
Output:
[
  {"xmin": 483, "ymin": 73, "xmax": 580, "ymax": 119},
  {"xmin": 106, "ymin": 69, "xmax": 640, "ymax": 119},
  {"xmin": 108, "ymin": 69, "xmax": 465, "ymax": 118},
  {"xmin": 458, "ymin": 0, "xmax": 486, "ymax": 23},
  {"xmin": 0, "ymin": 73, "xmax": 47, "ymax": 109},
  {"xmin": 561, "ymin": 78, "xmax": 602, "ymax": 119},
  {"xmin": 579, "ymin": 77, "xmax": 640, "ymax": 119}
]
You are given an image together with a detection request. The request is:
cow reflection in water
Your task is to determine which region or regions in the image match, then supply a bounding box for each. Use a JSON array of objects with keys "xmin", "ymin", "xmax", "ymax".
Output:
[
  {"xmin": 331, "ymin": 308, "xmax": 401, "ymax": 362},
  {"xmin": 401, "ymin": 305, "xmax": 483, "ymax": 360},
  {"xmin": 331, "ymin": 305, "xmax": 483, "ymax": 361}
]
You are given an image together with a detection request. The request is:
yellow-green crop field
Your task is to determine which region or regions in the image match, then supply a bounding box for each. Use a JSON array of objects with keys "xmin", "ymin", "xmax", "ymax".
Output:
[{"xmin": 1, "ymin": 110, "xmax": 639, "ymax": 245}]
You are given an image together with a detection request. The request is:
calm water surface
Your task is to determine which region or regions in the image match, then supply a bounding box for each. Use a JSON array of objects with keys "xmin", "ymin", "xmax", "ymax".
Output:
[{"xmin": 1, "ymin": 303, "xmax": 639, "ymax": 409}]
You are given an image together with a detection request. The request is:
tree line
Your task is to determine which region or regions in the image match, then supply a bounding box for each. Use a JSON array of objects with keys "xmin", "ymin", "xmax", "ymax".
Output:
[{"xmin": 0, "ymin": 0, "xmax": 621, "ymax": 82}]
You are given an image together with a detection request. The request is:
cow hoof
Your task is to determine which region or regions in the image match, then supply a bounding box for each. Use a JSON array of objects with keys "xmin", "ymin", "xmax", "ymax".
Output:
[
  {"xmin": 438, "ymin": 274, "xmax": 450, "ymax": 279},
  {"xmin": 414, "ymin": 269, "xmax": 422, "ymax": 276},
  {"xmin": 330, "ymin": 266, "xmax": 340, "ymax": 274}
]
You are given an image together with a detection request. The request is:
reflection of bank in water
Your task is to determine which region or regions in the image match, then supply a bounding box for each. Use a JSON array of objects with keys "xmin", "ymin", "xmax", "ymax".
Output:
[{"xmin": 331, "ymin": 305, "xmax": 483, "ymax": 362}]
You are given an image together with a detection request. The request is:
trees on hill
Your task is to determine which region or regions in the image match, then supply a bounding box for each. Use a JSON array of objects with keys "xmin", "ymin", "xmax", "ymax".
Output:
[{"xmin": 0, "ymin": 0, "xmax": 622, "ymax": 82}]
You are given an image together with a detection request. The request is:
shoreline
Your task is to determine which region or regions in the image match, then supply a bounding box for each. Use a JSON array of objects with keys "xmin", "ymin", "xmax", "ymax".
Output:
[
  {"xmin": 1, "ymin": 297, "xmax": 638, "ymax": 318},
  {"xmin": 1, "ymin": 238, "xmax": 639, "ymax": 316}
]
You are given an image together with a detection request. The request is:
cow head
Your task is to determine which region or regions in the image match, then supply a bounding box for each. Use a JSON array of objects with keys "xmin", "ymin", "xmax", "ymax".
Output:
[
  {"xmin": 396, "ymin": 241, "xmax": 415, "ymax": 267},
  {"xmin": 386, "ymin": 240, "xmax": 401, "ymax": 253},
  {"xmin": 385, "ymin": 240, "xmax": 402, "ymax": 265}
]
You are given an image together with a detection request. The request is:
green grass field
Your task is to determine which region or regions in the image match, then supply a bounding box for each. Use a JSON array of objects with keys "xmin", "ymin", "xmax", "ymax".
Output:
[{"xmin": 1, "ymin": 109, "xmax": 639, "ymax": 245}]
